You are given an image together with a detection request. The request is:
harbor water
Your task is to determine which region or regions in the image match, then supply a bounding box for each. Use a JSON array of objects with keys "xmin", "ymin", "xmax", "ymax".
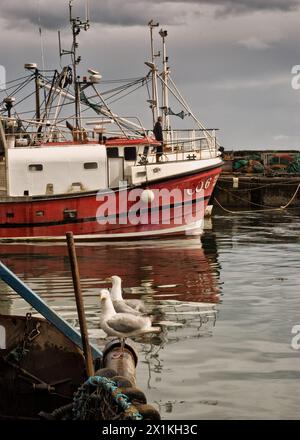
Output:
[{"xmin": 0, "ymin": 212, "xmax": 300, "ymax": 420}]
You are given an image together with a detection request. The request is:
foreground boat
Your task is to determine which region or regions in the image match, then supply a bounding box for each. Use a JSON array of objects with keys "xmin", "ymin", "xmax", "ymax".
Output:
[
  {"xmin": 0, "ymin": 4, "xmax": 222, "ymax": 240},
  {"xmin": 0, "ymin": 258, "xmax": 160, "ymax": 420}
]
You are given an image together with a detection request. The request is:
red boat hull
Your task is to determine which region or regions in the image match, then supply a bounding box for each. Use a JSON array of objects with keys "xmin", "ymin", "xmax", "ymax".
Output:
[{"xmin": 0, "ymin": 166, "xmax": 221, "ymax": 239}]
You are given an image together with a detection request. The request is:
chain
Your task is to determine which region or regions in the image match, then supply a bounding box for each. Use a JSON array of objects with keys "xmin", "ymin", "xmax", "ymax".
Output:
[{"xmin": 6, "ymin": 313, "xmax": 41, "ymax": 363}]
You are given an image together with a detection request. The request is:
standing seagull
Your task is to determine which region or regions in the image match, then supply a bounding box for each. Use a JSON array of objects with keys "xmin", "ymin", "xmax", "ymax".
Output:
[
  {"xmin": 106, "ymin": 275, "xmax": 146, "ymax": 314},
  {"xmin": 99, "ymin": 289, "xmax": 160, "ymax": 357}
]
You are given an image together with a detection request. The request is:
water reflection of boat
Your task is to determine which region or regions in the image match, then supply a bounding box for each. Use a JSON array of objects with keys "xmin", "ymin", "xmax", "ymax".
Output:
[
  {"xmin": 0, "ymin": 236, "xmax": 220, "ymax": 311},
  {"xmin": 0, "ymin": 236, "xmax": 222, "ymax": 408}
]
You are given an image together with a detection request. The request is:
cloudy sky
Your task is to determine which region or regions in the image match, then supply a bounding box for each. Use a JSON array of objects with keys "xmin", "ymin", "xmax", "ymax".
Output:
[{"xmin": 1, "ymin": 0, "xmax": 300, "ymax": 149}]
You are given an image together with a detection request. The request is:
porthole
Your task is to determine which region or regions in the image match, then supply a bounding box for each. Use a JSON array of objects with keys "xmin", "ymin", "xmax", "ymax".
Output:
[
  {"xmin": 28, "ymin": 164, "xmax": 43, "ymax": 172},
  {"xmin": 84, "ymin": 162, "xmax": 98, "ymax": 170}
]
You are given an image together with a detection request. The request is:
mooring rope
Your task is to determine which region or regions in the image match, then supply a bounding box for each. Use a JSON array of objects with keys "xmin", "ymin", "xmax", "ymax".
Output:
[
  {"xmin": 280, "ymin": 183, "xmax": 300, "ymax": 209},
  {"xmin": 217, "ymin": 186, "xmax": 282, "ymax": 209},
  {"xmin": 214, "ymin": 183, "xmax": 300, "ymax": 214},
  {"xmin": 216, "ymin": 179, "xmax": 300, "ymax": 192}
]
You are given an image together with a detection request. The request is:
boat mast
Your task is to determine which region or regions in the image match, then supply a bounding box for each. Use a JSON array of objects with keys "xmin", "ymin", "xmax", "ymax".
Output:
[
  {"xmin": 0, "ymin": 117, "xmax": 9, "ymax": 196},
  {"xmin": 34, "ymin": 67, "xmax": 41, "ymax": 124},
  {"xmin": 68, "ymin": 0, "xmax": 90, "ymax": 134},
  {"xmin": 147, "ymin": 20, "xmax": 160, "ymax": 126},
  {"xmin": 159, "ymin": 28, "xmax": 170, "ymax": 132},
  {"xmin": 24, "ymin": 63, "xmax": 42, "ymax": 136}
]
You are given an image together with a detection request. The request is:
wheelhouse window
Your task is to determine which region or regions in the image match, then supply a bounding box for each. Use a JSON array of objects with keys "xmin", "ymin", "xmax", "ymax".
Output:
[
  {"xmin": 28, "ymin": 164, "xmax": 43, "ymax": 171},
  {"xmin": 84, "ymin": 162, "xmax": 98, "ymax": 170},
  {"xmin": 106, "ymin": 147, "xmax": 119, "ymax": 158},
  {"xmin": 124, "ymin": 147, "xmax": 137, "ymax": 161}
]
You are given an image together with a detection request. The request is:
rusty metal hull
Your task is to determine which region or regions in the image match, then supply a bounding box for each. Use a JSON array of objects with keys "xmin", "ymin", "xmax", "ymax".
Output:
[{"xmin": 0, "ymin": 314, "xmax": 86, "ymax": 419}]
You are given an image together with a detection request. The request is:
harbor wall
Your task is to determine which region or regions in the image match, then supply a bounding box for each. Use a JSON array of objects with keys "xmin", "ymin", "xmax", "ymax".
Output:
[{"xmin": 214, "ymin": 150, "xmax": 300, "ymax": 209}]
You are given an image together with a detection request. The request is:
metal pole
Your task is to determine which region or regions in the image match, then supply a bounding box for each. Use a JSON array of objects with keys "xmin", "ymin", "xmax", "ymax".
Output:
[
  {"xmin": 160, "ymin": 29, "xmax": 169, "ymax": 132},
  {"xmin": 66, "ymin": 231, "xmax": 95, "ymax": 377},
  {"xmin": 35, "ymin": 68, "xmax": 41, "ymax": 123},
  {"xmin": 149, "ymin": 24, "xmax": 156, "ymax": 126},
  {"xmin": 0, "ymin": 117, "xmax": 9, "ymax": 196},
  {"xmin": 148, "ymin": 21, "xmax": 159, "ymax": 125}
]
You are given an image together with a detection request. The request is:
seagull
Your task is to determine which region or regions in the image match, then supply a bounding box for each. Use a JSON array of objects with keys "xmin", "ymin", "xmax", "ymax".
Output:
[
  {"xmin": 106, "ymin": 275, "xmax": 146, "ymax": 315},
  {"xmin": 99, "ymin": 289, "xmax": 160, "ymax": 357}
]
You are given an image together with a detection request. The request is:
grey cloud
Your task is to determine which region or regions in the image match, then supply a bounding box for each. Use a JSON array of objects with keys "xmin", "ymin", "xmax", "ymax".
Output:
[
  {"xmin": 152, "ymin": 0, "xmax": 300, "ymax": 13},
  {"xmin": 0, "ymin": 0, "xmax": 187, "ymax": 30},
  {"xmin": 0, "ymin": 0, "xmax": 299, "ymax": 31},
  {"xmin": 210, "ymin": 0, "xmax": 300, "ymax": 15},
  {"xmin": 1, "ymin": 0, "xmax": 300, "ymax": 149}
]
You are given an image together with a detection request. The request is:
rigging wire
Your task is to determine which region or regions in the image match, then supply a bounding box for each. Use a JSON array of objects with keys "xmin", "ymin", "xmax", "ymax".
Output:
[
  {"xmin": 0, "ymin": 68, "xmax": 150, "ymax": 138},
  {"xmin": 100, "ymin": 76, "xmax": 147, "ymax": 84},
  {"xmin": 0, "ymin": 75, "xmax": 35, "ymax": 102},
  {"xmin": 50, "ymin": 81, "xmax": 71, "ymax": 130},
  {"xmin": 100, "ymin": 77, "xmax": 148, "ymax": 98},
  {"xmin": 14, "ymin": 98, "xmax": 75, "ymax": 117},
  {"xmin": 13, "ymin": 89, "xmax": 41, "ymax": 113},
  {"xmin": 0, "ymin": 74, "xmax": 34, "ymax": 91},
  {"xmin": 107, "ymin": 81, "xmax": 150, "ymax": 106},
  {"xmin": 0, "ymin": 76, "xmax": 35, "ymax": 124}
]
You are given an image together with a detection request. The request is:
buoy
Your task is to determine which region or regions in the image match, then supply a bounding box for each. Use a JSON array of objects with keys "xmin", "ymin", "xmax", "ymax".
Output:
[
  {"xmin": 233, "ymin": 177, "xmax": 239, "ymax": 189},
  {"xmin": 141, "ymin": 189, "xmax": 155, "ymax": 204}
]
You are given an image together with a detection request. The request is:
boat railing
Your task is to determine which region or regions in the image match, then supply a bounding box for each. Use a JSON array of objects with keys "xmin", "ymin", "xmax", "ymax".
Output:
[
  {"xmin": 1, "ymin": 117, "xmax": 219, "ymax": 161},
  {"xmin": 145, "ymin": 128, "xmax": 219, "ymax": 159},
  {"xmin": 1, "ymin": 115, "xmax": 151, "ymax": 146}
]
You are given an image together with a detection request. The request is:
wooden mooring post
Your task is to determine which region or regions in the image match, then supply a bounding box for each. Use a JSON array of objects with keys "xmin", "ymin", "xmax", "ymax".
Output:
[{"xmin": 66, "ymin": 231, "xmax": 94, "ymax": 378}]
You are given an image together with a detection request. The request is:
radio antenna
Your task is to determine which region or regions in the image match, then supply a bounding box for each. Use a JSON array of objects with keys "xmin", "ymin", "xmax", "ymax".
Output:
[{"xmin": 86, "ymin": 0, "xmax": 90, "ymax": 22}]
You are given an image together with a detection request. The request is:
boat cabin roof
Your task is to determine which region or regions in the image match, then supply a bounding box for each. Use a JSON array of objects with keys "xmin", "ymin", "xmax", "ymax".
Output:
[
  {"xmin": 105, "ymin": 137, "xmax": 160, "ymax": 147},
  {"xmin": 40, "ymin": 137, "xmax": 160, "ymax": 148}
]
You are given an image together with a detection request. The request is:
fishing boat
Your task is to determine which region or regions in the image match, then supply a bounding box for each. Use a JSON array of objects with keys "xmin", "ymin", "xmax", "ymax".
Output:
[{"xmin": 0, "ymin": 2, "xmax": 223, "ymax": 241}]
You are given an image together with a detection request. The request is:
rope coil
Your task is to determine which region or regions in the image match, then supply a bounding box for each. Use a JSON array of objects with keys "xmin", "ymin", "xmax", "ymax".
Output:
[{"xmin": 72, "ymin": 375, "xmax": 143, "ymax": 421}]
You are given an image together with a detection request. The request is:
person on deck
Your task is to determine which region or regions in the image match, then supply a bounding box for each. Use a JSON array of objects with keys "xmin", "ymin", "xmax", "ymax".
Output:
[{"xmin": 153, "ymin": 116, "xmax": 163, "ymax": 162}]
